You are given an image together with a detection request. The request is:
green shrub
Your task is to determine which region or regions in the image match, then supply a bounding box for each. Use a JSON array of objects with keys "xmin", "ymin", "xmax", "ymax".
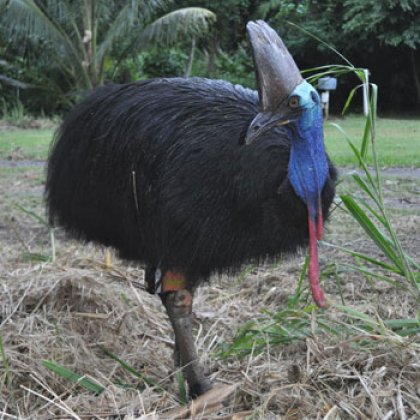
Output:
[{"xmin": 142, "ymin": 47, "xmax": 189, "ymax": 78}]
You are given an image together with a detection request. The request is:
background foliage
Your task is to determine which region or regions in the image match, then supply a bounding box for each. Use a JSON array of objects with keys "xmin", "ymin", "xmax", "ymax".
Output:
[{"xmin": 1, "ymin": 0, "xmax": 419, "ymax": 116}]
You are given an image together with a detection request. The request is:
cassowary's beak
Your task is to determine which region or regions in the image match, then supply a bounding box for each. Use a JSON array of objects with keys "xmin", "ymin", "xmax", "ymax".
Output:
[
  {"xmin": 244, "ymin": 113, "xmax": 290, "ymax": 145},
  {"xmin": 245, "ymin": 20, "xmax": 302, "ymax": 145}
]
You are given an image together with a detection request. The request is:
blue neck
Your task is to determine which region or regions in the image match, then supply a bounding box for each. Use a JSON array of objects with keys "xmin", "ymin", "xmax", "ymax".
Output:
[{"xmin": 287, "ymin": 83, "xmax": 328, "ymax": 218}]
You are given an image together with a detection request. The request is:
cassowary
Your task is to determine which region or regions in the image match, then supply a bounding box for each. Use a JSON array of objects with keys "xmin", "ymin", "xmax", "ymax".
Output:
[{"xmin": 46, "ymin": 21, "xmax": 336, "ymax": 397}]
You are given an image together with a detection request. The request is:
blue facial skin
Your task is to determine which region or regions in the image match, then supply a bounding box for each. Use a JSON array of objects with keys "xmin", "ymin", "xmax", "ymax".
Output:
[{"xmin": 287, "ymin": 81, "xmax": 329, "ymax": 220}]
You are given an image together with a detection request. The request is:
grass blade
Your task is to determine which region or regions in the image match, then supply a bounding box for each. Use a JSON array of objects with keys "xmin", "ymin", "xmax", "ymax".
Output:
[
  {"xmin": 342, "ymin": 84, "xmax": 362, "ymax": 115},
  {"xmin": 351, "ymin": 173, "xmax": 382, "ymax": 210},
  {"xmin": 360, "ymin": 105, "xmax": 372, "ymax": 159},
  {"xmin": 340, "ymin": 195, "xmax": 404, "ymax": 272},
  {"xmin": 322, "ymin": 242, "xmax": 402, "ymax": 274},
  {"xmin": 100, "ymin": 347, "xmax": 164, "ymax": 390},
  {"xmin": 0, "ymin": 335, "xmax": 12, "ymax": 391},
  {"xmin": 42, "ymin": 360, "xmax": 104, "ymax": 394},
  {"xmin": 15, "ymin": 204, "xmax": 49, "ymax": 227},
  {"xmin": 176, "ymin": 370, "xmax": 188, "ymax": 405},
  {"xmin": 342, "ymin": 263, "xmax": 406, "ymax": 288}
]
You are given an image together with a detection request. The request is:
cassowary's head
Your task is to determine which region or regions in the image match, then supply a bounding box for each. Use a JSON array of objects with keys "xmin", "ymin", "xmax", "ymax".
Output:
[{"xmin": 246, "ymin": 21, "xmax": 329, "ymax": 307}]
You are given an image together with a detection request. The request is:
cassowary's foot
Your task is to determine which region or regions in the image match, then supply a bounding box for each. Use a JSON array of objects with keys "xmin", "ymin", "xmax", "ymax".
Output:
[
  {"xmin": 172, "ymin": 339, "xmax": 211, "ymax": 397},
  {"xmin": 189, "ymin": 378, "xmax": 212, "ymax": 399},
  {"xmin": 161, "ymin": 289, "xmax": 212, "ymax": 398}
]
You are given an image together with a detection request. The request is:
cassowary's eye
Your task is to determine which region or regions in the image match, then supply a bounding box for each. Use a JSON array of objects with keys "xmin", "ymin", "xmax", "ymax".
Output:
[
  {"xmin": 252, "ymin": 124, "xmax": 260, "ymax": 131},
  {"xmin": 311, "ymin": 91, "xmax": 319, "ymax": 104},
  {"xmin": 288, "ymin": 96, "xmax": 300, "ymax": 108}
]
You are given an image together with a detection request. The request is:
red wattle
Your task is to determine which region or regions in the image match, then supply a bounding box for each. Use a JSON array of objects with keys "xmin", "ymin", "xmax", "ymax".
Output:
[
  {"xmin": 317, "ymin": 207, "xmax": 323, "ymax": 240},
  {"xmin": 308, "ymin": 212, "xmax": 325, "ymax": 307}
]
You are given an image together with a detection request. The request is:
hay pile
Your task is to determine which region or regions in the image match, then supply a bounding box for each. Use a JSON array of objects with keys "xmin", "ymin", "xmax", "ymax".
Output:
[{"xmin": 1, "ymin": 165, "xmax": 419, "ymax": 419}]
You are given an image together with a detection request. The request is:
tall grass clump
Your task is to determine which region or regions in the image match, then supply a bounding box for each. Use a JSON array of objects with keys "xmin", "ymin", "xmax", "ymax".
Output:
[
  {"xmin": 320, "ymin": 72, "xmax": 419, "ymax": 299},
  {"xmin": 1, "ymin": 97, "xmax": 32, "ymax": 127},
  {"xmin": 222, "ymin": 61, "xmax": 419, "ymax": 359}
]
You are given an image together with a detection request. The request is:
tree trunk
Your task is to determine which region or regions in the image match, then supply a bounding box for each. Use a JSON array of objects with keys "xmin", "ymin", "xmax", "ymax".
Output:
[
  {"xmin": 82, "ymin": 29, "xmax": 96, "ymax": 87},
  {"xmin": 410, "ymin": 50, "xmax": 420, "ymax": 105},
  {"xmin": 81, "ymin": 0, "xmax": 97, "ymax": 88},
  {"xmin": 207, "ymin": 37, "xmax": 217, "ymax": 77},
  {"xmin": 184, "ymin": 37, "xmax": 196, "ymax": 78}
]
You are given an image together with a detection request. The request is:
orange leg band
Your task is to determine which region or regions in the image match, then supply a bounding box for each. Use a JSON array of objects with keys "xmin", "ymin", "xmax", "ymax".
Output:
[{"xmin": 161, "ymin": 270, "xmax": 187, "ymax": 293}]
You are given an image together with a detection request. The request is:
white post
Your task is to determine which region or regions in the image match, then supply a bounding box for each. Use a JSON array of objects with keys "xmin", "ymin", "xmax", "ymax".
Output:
[
  {"xmin": 321, "ymin": 91, "xmax": 330, "ymax": 119},
  {"xmin": 363, "ymin": 69, "xmax": 369, "ymax": 116}
]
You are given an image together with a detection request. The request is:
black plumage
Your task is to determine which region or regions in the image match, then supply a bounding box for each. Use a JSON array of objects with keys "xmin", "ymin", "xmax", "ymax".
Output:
[{"xmin": 46, "ymin": 77, "xmax": 336, "ymax": 292}]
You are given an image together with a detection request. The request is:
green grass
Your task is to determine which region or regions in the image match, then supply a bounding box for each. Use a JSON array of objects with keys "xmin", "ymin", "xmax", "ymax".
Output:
[
  {"xmin": 0, "ymin": 128, "xmax": 54, "ymax": 160},
  {"xmin": 324, "ymin": 116, "xmax": 420, "ymax": 167},
  {"xmin": 0, "ymin": 116, "xmax": 419, "ymax": 167}
]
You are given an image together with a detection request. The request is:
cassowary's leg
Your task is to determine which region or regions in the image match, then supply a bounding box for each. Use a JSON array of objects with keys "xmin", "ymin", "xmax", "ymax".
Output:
[
  {"xmin": 161, "ymin": 288, "xmax": 212, "ymax": 398},
  {"xmin": 144, "ymin": 266, "xmax": 157, "ymax": 294}
]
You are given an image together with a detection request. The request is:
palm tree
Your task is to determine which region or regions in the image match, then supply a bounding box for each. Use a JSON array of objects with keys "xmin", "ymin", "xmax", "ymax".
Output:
[{"xmin": 0, "ymin": 0, "xmax": 215, "ymax": 91}]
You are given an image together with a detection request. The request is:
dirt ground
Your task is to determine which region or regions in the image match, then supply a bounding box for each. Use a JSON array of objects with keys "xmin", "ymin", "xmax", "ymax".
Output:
[{"xmin": 0, "ymin": 162, "xmax": 419, "ymax": 419}]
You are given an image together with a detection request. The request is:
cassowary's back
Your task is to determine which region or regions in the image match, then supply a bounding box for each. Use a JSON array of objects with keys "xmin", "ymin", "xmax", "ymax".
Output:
[{"xmin": 46, "ymin": 77, "xmax": 335, "ymax": 281}]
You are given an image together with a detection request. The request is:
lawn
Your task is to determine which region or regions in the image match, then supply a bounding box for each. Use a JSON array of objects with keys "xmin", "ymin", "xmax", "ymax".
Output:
[
  {"xmin": 0, "ymin": 115, "xmax": 419, "ymax": 166},
  {"xmin": 0, "ymin": 127, "xmax": 54, "ymax": 160},
  {"xmin": 324, "ymin": 116, "xmax": 420, "ymax": 167}
]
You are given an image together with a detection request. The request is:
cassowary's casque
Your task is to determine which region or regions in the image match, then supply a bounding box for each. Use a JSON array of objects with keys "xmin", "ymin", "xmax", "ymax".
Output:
[{"xmin": 46, "ymin": 21, "xmax": 336, "ymax": 397}]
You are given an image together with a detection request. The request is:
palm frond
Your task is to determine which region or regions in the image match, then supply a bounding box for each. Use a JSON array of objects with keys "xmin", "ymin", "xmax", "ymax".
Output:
[
  {"xmin": 139, "ymin": 7, "xmax": 216, "ymax": 48},
  {"xmin": 138, "ymin": 0, "xmax": 171, "ymax": 24},
  {"xmin": 1, "ymin": 0, "xmax": 79, "ymax": 60},
  {"xmin": 95, "ymin": 2, "xmax": 139, "ymax": 66}
]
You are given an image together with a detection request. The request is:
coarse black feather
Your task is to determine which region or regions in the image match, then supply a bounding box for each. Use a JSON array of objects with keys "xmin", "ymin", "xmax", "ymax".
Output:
[{"xmin": 46, "ymin": 77, "xmax": 336, "ymax": 289}]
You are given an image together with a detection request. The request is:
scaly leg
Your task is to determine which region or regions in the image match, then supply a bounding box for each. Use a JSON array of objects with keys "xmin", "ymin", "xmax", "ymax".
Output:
[{"xmin": 161, "ymin": 289, "xmax": 212, "ymax": 398}]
